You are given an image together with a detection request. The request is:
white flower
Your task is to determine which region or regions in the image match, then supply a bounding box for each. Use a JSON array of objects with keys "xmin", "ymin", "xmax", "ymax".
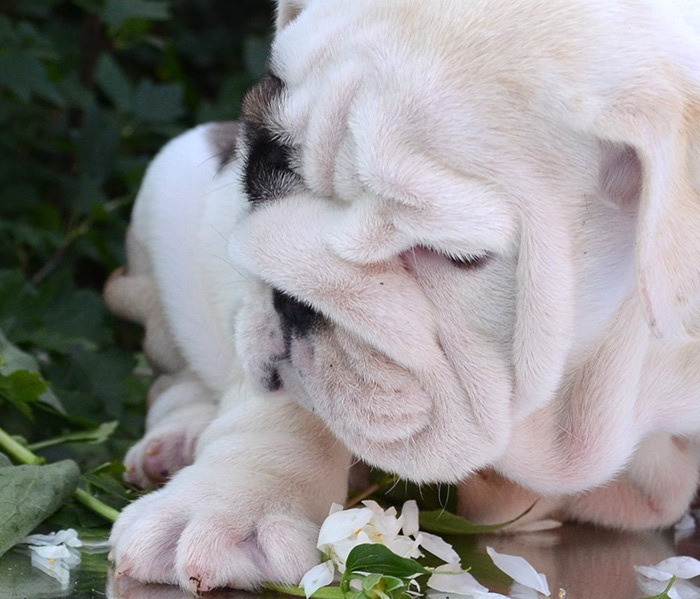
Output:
[
  {"xmin": 316, "ymin": 501, "xmax": 423, "ymax": 573},
  {"xmin": 300, "ymin": 502, "xmax": 541, "ymax": 599},
  {"xmin": 22, "ymin": 528, "xmax": 82, "ymax": 548},
  {"xmin": 635, "ymin": 556, "xmax": 700, "ymax": 581},
  {"xmin": 486, "ymin": 547, "xmax": 550, "ymax": 596},
  {"xmin": 17, "ymin": 528, "xmax": 83, "ymax": 589},
  {"xmin": 300, "ymin": 560, "xmax": 335, "ymax": 598},
  {"xmin": 635, "ymin": 555, "xmax": 700, "ymax": 599}
]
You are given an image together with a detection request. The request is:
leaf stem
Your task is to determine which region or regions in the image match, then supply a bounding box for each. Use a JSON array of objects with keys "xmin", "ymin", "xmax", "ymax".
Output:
[
  {"xmin": 0, "ymin": 427, "xmax": 45, "ymax": 465},
  {"xmin": 74, "ymin": 487, "xmax": 120, "ymax": 522},
  {"xmin": 0, "ymin": 424, "xmax": 120, "ymax": 522},
  {"xmin": 265, "ymin": 583, "xmax": 346, "ymax": 599}
]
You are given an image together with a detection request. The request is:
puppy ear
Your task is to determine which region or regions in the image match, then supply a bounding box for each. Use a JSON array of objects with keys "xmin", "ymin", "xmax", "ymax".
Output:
[
  {"xmin": 634, "ymin": 118, "xmax": 700, "ymax": 339},
  {"xmin": 275, "ymin": 0, "xmax": 307, "ymax": 30},
  {"xmin": 600, "ymin": 92, "xmax": 700, "ymax": 340}
]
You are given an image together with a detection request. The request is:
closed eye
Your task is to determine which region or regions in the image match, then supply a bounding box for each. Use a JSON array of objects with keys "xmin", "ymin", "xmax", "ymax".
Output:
[
  {"xmin": 441, "ymin": 251, "xmax": 491, "ymax": 269},
  {"xmin": 402, "ymin": 245, "xmax": 491, "ymax": 271}
]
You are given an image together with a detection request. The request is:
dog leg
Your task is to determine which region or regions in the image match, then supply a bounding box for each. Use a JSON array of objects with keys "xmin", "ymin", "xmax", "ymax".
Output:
[
  {"xmin": 122, "ymin": 371, "xmax": 218, "ymax": 488},
  {"xmin": 110, "ymin": 385, "xmax": 351, "ymax": 591},
  {"xmin": 457, "ymin": 470, "xmax": 564, "ymax": 530},
  {"xmin": 561, "ymin": 433, "xmax": 700, "ymax": 530}
]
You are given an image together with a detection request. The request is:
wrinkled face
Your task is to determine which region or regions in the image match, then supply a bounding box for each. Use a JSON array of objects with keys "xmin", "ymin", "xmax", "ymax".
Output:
[{"xmin": 226, "ymin": 0, "xmax": 641, "ymax": 483}]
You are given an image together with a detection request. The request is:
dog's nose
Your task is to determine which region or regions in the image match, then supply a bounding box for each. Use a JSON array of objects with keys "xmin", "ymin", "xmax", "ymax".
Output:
[{"xmin": 272, "ymin": 289, "xmax": 322, "ymax": 336}]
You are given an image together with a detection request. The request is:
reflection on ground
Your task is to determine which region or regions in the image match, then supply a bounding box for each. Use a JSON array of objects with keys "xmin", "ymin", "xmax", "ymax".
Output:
[{"xmin": 0, "ymin": 522, "xmax": 698, "ymax": 599}]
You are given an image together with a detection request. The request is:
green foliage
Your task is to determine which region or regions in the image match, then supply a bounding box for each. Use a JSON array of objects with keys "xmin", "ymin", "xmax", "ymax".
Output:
[
  {"xmin": 0, "ymin": 0, "xmax": 275, "ymax": 542},
  {"xmin": 419, "ymin": 504, "xmax": 535, "ymax": 535},
  {"xmin": 0, "ymin": 460, "xmax": 80, "ymax": 557}
]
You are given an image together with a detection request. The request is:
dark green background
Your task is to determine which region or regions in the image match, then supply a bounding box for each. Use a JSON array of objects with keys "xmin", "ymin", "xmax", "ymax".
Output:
[{"xmin": 0, "ymin": 0, "xmax": 274, "ymax": 473}]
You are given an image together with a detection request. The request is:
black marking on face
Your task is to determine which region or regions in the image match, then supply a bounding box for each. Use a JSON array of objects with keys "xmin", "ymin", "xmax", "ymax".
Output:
[
  {"xmin": 272, "ymin": 288, "xmax": 324, "ymax": 338},
  {"xmin": 241, "ymin": 75, "xmax": 301, "ymax": 204},
  {"xmin": 265, "ymin": 367, "xmax": 282, "ymax": 391}
]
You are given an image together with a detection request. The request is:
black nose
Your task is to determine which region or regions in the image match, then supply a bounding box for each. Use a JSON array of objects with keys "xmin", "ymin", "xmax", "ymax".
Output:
[{"xmin": 272, "ymin": 289, "xmax": 322, "ymax": 336}]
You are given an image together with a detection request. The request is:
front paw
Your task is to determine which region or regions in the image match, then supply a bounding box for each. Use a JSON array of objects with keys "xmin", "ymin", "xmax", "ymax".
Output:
[
  {"xmin": 124, "ymin": 401, "xmax": 216, "ymax": 489},
  {"xmin": 110, "ymin": 463, "xmax": 322, "ymax": 592},
  {"xmin": 124, "ymin": 425, "xmax": 198, "ymax": 489}
]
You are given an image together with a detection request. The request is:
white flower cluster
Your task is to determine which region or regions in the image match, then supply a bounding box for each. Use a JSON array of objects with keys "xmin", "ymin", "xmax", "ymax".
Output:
[
  {"xmin": 300, "ymin": 501, "xmax": 551, "ymax": 599},
  {"xmin": 18, "ymin": 528, "xmax": 82, "ymax": 588}
]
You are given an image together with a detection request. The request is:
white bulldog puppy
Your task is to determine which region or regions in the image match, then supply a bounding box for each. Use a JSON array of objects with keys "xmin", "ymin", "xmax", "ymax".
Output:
[{"xmin": 108, "ymin": 0, "xmax": 700, "ymax": 591}]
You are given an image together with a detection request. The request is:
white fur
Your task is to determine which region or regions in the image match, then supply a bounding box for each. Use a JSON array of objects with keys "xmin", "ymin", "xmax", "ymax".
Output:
[{"xmin": 108, "ymin": 0, "xmax": 700, "ymax": 591}]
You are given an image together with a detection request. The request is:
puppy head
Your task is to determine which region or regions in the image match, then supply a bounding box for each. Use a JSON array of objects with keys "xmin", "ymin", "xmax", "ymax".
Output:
[{"xmin": 229, "ymin": 0, "xmax": 700, "ymax": 483}]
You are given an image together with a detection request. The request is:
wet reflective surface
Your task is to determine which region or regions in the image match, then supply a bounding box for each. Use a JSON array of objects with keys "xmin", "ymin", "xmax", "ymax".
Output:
[{"xmin": 1, "ymin": 522, "xmax": 698, "ymax": 599}]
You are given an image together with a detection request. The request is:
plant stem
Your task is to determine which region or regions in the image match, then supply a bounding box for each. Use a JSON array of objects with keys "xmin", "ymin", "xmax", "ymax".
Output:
[
  {"xmin": 0, "ymin": 427, "xmax": 45, "ymax": 465},
  {"xmin": 74, "ymin": 487, "xmax": 120, "ymax": 522},
  {"xmin": 265, "ymin": 583, "xmax": 346, "ymax": 599},
  {"xmin": 0, "ymin": 424, "xmax": 120, "ymax": 522}
]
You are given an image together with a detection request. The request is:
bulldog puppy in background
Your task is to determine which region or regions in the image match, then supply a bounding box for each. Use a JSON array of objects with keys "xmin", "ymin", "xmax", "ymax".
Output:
[{"xmin": 106, "ymin": 0, "xmax": 700, "ymax": 592}]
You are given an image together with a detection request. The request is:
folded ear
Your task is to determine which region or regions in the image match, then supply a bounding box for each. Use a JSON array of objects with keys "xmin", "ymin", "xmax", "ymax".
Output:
[
  {"xmin": 276, "ymin": 0, "xmax": 308, "ymax": 30},
  {"xmin": 634, "ymin": 114, "xmax": 700, "ymax": 339},
  {"xmin": 589, "ymin": 62, "xmax": 700, "ymax": 340}
]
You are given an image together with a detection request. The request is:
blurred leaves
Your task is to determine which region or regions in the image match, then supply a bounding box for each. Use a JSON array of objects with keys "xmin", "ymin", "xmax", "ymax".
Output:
[{"xmin": 0, "ymin": 0, "xmax": 274, "ymax": 539}]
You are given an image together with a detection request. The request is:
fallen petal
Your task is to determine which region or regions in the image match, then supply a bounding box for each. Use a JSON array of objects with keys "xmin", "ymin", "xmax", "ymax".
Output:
[
  {"xmin": 636, "ymin": 576, "xmax": 700, "ymax": 599},
  {"xmin": 300, "ymin": 560, "xmax": 335, "ymax": 598},
  {"xmin": 22, "ymin": 528, "xmax": 82, "ymax": 548},
  {"xmin": 418, "ymin": 532, "xmax": 461, "ymax": 565},
  {"xmin": 402, "ymin": 501, "xmax": 420, "ymax": 537},
  {"xmin": 510, "ymin": 582, "xmax": 542, "ymax": 598},
  {"xmin": 486, "ymin": 547, "xmax": 550, "ymax": 596},
  {"xmin": 636, "ymin": 556, "xmax": 700, "ymax": 581},
  {"xmin": 428, "ymin": 565, "xmax": 489, "ymax": 595}
]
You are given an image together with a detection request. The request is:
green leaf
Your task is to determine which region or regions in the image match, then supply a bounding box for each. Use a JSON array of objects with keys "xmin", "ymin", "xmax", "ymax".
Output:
[
  {"xmin": 0, "ymin": 328, "xmax": 64, "ymax": 414},
  {"xmin": 102, "ymin": 0, "xmax": 171, "ymax": 28},
  {"xmin": 344, "ymin": 544, "xmax": 429, "ymax": 579},
  {"xmin": 0, "ymin": 52, "xmax": 62, "ymax": 105},
  {"xmin": 132, "ymin": 79, "xmax": 184, "ymax": 122},
  {"xmin": 94, "ymin": 54, "xmax": 133, "ymax": 112},
  {"xmin": 0, "ymin": 460, "xmax": 80, "ymax": 558},
  {"xmin": 419, "ymin": 504, "xmax": 535, "ymax": 535},
  {"xmin": 0, "ymin": 368, "xmax": 47, "ymax": 419},
  {"xmin": 0, "ymin": 453, "xmax": 11, "ymax": 468},
  {"xmin": 28, "ymin": 420, "xmax": 118, "ymax": 451}
]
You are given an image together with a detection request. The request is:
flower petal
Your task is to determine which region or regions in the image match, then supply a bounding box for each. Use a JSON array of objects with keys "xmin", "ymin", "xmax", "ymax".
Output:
[
  {"xmin": 317, "ymin": 507, "xmax": 374, "ymax": 549},
  {"xmin": 510, "ymin": 582, "xmax": 543, "ymax": 599},
  {"xmin": 635, "ymin": 576, "xmax": 700, "ymax": 599},
  {"xmin": 486, "ymin": 547, "xmax": 550, "ymax": 596},
  {"xmin": 22, "ymin": 528, "xmax": 82, "ymax": 548},
  {"xmin": 385, "ymin": 535, "xmax": 423, "ymax": 560},
  {"xmin": 427, "ymin": 568, "xmax": 491, "ymax": 595},
  {"xmin": 636, "ymin": 556, "xmax": 700, "ymax": 581},
  {"xmin": 300, "ymin": 560, "xmax": 335, "ymax": 598},
  {"xmin": 402, "ymin": 501, "xmax": 420, "ymax": 537},
  {"xmin": 418, "ymin": 532, "xmax": 461, "ymax": 565},
  {"xmin": 30, "ymin": 553, "xmax": 71, "ymax": 589},
  {"xmin": 31, "ymin": 545, "xmax": 71, "ymax": 559}
]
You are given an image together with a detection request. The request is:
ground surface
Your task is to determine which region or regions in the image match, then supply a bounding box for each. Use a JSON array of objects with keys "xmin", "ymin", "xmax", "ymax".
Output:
[{"xmin": 1, "ymin": 521, "xmax": 698, "ymax": 599}]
